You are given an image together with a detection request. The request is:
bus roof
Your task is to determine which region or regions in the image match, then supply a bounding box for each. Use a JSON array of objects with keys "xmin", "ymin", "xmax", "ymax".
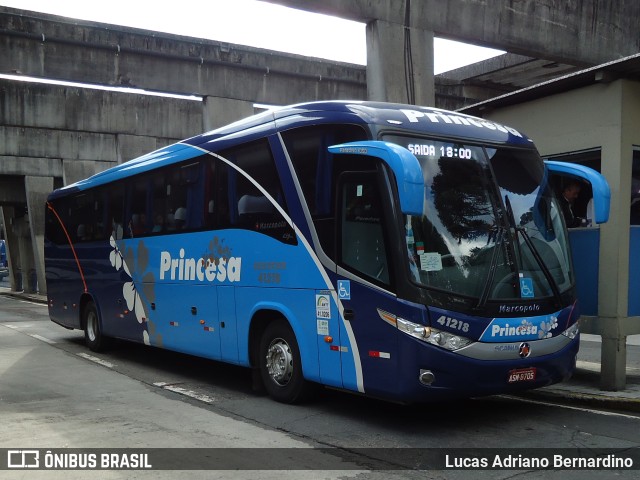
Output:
[
  {"xmin": 50, "ymin": 100, "xmax": 534, "ymax": 198},
  {"xmin": 184, "ymin": 100, "xmax": 533, "ymax": 147}
]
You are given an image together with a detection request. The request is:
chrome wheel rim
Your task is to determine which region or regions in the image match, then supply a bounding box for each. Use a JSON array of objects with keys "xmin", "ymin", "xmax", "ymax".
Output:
[
  {"xmin": 86, "ymin": 310, "xmax": 97, "ymax": 342},
  {"xmin": 265, "ymin": 338, "xmax": 293, "ymax": 386}
]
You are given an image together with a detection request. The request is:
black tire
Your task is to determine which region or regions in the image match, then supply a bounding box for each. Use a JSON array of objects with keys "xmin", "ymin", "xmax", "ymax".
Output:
[
  {"xmin": 83, "ymin": 301, "xmax": 109, "ymax": 352},
  {"xmin": 259, "ymin": 319, "xmax": 315, "ymax": 404}
]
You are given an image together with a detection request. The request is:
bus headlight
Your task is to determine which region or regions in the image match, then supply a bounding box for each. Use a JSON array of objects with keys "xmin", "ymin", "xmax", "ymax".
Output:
[
  {"xmin": 396, "ymin": 317, "xmax": 472, "ymax": 351},
  {"xmin": 561, "ymin": 322, "xmax": 579, "ymax": 340}
]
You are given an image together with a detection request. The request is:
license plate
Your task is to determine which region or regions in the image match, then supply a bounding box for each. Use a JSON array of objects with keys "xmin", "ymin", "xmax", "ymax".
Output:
[{"xmin": 508, "ymin": 367, "xmax": 537, "ymax": 383}]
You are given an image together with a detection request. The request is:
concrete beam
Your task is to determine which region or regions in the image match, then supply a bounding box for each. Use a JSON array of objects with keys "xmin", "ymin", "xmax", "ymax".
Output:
[
  {"xmin": 0, "ymin": 156, "xmax": 63, "ymax": 177},
  {"xmin": 0, "ymin": 7, "xmax": 367, "ymax": 105},
  {"xmin": 438, "ymin": 53, "xmax": 535, "ymax": 82},
  {"xmin": 264, "ymin": 0, "xmax": 639, "ymax": 66},
  {"xmin": 1, "ymin": 125, "xmax": 117, "ymax": 163},
  {"xmin": 0, "ymin": 80, "xmax": 203, "ymax": 139},
  {"xmin": 0, "ymin": 81, "xmax": 200, "ymax": 183}
]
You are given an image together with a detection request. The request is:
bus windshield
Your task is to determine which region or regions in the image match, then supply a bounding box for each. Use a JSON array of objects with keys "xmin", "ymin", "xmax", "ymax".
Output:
[{"xmin": 385, "ymin": 135, "xmax": 573, "ymax": 302}]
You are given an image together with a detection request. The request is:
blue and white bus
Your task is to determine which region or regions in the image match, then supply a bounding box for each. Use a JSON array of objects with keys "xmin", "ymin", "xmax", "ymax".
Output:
[{"xmin": 45, "ymin": 101, "xmax": 610, "ymax": 403}]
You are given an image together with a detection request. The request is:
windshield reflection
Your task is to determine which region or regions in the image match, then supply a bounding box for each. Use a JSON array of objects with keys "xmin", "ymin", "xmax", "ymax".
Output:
[{"xmin": 385, "ymin": 135, "xmax": 573, "ymax": 302}]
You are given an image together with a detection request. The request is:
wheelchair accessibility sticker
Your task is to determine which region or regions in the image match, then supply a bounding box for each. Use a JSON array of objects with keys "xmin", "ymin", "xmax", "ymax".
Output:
[
  {"xmin": 337, "ymin": 280, "xmax": 351, "ymax": 300},
  {"xmin": 520, "ymin": 277, "xmax": 534, "ymax": 298}
]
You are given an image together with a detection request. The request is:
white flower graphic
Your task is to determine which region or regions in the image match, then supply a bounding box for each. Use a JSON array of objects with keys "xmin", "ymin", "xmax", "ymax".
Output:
[
  {"xmin": 538, "ymin": 316, "xmax": 559, "ymax": 339},
  {"xmin": 109, "ymin": 236, "xmax": 122, "ymax": 269},
  {"xmin": 109, "ymin": 237, "xmax": 150, "ymax": 324},
  {"xmin": 123, "ymin": 280, "xmax": 146, "ymax": 324},
  {"xmin": 109, "ymin": 236, "xmax": 130, "ymax": 275}
]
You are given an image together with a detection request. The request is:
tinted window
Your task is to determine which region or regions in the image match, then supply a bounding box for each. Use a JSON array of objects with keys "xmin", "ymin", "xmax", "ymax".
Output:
[
  {"xmin": 219, "ymin": 139, "xmax": 296, "ymax": 245},
  {"xmin": 123, "ymin": 159, "xmax": 206, "ymax": 238},
  {"xmin": 109, "ymin": 185, "xmax": 125, "ymax": 239},
  {"xmin": 204, "ymin": 157, "xmax": 231, "ymax": 231},
  {"xmin": 45, "ymin": 200, "xmax": 68, "ymax": 245},
  {"xmin": 281, "ymin": 124, "xmax": 368, "ymax": 257},
  {"xmin": 338, "ymin": 172, "xmax": 390, "ymax": 285},
  {"xmin": 47, "ymin": 139, "xmax": 296, "ymax": 245},
  {"xmin": 281, "ymin": 124, "xmax": 368, "ymax": 216}
]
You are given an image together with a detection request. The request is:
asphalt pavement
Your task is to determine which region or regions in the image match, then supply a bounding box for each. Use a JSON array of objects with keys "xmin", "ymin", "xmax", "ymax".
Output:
[{"xmin": 1, "ymin": 283, "xmax": 639, "ymax": 412}]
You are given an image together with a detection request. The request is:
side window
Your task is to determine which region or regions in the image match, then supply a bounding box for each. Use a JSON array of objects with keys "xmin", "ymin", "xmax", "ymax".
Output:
[
  {"xmin": 204, "ymin": 157, "xmax": 231, "ymax": 231},
  {"xmin": 165, "ymin": 160, "xmax": 204, "ymax": 233},
  {"xmin": 108, "ymin": 185, "xmax": 125, "ymax": 239},
  {"xmin": 72, "ymin": 192, "xmax": 99, "ymax": 243},
  {"xmin": 543, "ymin": 149, "xmax": 601, "ymax": 227},
  {"xmin": 219, "ymin": 139, "xmax": 296, "ymax": 245},
  {"xmin": 338, "ymin": 172, "xmax": 390, "ymax": 286},
  {"xmin": 127, "ymin": 177, "xmax": 150, "ymax": 237},
  {"xmin": 149, "ymin": 171, "xmax": 168, "ymax": 235},
  {"xmin": 45, "ymin": 199, "xmax": 68, "ymax": 245},
  {"xmin": 281, "ymin": 124, "xmax": 368, "ymax": 216},
  {"xmin": 47, "ymin": 187, "xmax": 123, "ymax": 245},
  {"xmin": 123, "ymin": 158, "xmax": 205, "ymax": 238},
  {"xmin": 77, "ymin": 189, "xmax": 111, "ymax": 242},
  {"xmin": 92, "ymin": 188, "xmax": 108, "ymax": 241},
  {"xmin": 281, "ymin": 124, "xmax": 368, "ymax": 257},
  {"xmin": 551, "ymin": 175, "xmax": 592, "ymax": 228}
]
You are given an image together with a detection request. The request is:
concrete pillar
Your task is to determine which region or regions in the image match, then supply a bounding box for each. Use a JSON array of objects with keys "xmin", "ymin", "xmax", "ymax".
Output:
[
  {"xmin": 366, "ymin": 19, "xmax": 435, "ymax": 105},
  {"xmin": 601, "ymin": 333, "xmax": 627, "ymax": 390},
  {"xmin": 0, "ymin": 206, "xmax": 20, "ymax": 291},
  {"xmin": 15, "ymin": 217, "xmax": 35, "ymax": 293},
  {"xmin": 597, "ymin": 81, "xmax": 640, "ymax": 389},
  {"xmin": 597, "ymin": 136, "xmax": 631, "ymax": 390},
  {"xmin": 202, "ymin": 97, "xmax": 255, "ymax": 132},
  {"xmin": 25, "ymin": 176, "xmax": 54, "ymax": 295}
]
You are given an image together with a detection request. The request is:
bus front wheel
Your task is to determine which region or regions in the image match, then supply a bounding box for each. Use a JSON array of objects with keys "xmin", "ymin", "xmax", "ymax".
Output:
[
  {"xmin": 83, "ymin": 301, "xmax": 108, "ymax": 352},
  {"xmin": 259, "ymin": 319, "xmax": 314, "ymax": 404}
]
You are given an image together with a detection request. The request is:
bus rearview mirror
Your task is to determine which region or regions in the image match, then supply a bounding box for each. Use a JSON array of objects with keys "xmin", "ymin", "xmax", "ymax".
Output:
[{"xmin": 328, "ymin": 141, "xmax": 425, "ymax": 216}]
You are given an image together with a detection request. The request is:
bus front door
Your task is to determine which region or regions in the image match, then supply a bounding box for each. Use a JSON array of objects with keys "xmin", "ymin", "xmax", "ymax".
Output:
[{"xmin": 324, "ymin": 141, "xmax": 426, "ymax": 395}]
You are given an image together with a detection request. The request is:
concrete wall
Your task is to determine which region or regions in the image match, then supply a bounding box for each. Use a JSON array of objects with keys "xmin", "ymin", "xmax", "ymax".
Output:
[
  {"xmin": 0, "ymin": 7, "xmax": 367, "ymax": 105},
  {"xmin": 0, "ymin": 79, "xmax": 205, "ymax": 294},
  {"xmin": 0, "ymin": 80, "xmax": 202, "ymax": 164}
]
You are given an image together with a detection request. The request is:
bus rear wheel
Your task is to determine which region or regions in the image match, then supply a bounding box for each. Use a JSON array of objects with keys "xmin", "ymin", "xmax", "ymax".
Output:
[
  {"xmin": 259, "ymin": 319, "xmax": 314, "ymax": 404},
  {"xmin": 83, "ymin": 301, "xmax": 109, "ymax": 352}
]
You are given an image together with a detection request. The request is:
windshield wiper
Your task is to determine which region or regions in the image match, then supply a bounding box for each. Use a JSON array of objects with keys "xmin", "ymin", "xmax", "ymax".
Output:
[
  {"xmin": 504, "ymin": 195, "xmax": 562, "ymax": 307},
  {"xmin": 475, "ymin": 226, "xmax": 505, "ymax": 309}
]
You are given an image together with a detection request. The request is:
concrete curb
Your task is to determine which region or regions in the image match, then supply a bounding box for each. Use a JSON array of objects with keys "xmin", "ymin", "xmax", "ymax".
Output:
[
  {"xmin": 0, "ymin": 290, "xmax": 48, "ymax": 304},
  {"xmin": 518, "ymin": 365, "xmax": 640, "ymax": 413},
  {"xmin": 520, "ymin": 387, "xmax": 640, "ymax": 413}
]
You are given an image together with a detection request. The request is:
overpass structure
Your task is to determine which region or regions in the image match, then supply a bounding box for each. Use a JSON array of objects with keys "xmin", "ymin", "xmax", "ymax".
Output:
[
  {"xmin": 1, "ymin": 5, "xmax": 367, "ymax": 293},
  {"xmin": 266, "ymin": 0, "xmax": 640, "ymax": 107}
]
